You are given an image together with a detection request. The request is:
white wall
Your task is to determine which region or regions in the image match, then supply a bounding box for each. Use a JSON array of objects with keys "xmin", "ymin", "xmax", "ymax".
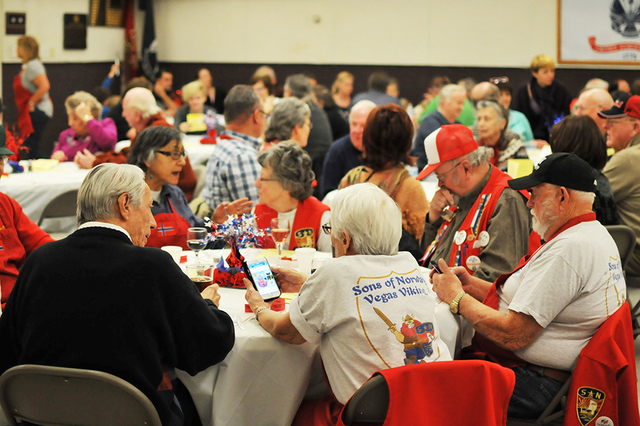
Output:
[
  {"xmin": 1, "ymin": 0, "xmax": 125, "ymax": 64},
  {"xmin": 152, "ymin": 0, "xmax": 558, "ymax": 68}
]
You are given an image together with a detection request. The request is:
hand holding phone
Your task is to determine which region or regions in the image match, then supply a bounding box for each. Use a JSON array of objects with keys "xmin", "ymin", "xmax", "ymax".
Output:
[{"xmin": 244, "ymin": 257, "xmax": 281, "ymax": 302}]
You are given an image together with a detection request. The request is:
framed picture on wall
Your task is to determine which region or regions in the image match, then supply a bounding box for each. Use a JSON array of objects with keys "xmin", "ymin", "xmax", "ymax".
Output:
[
  {"xmin": 64, "ymin": 14, "xmax": 87, "ymax": 50},
  {"xmin": 559, "ymin": 0, "xmax": 640, "ymax": 64},
  {"xmin": 89, "ymin": 0, "xmax": 124, "ymax": 27}
]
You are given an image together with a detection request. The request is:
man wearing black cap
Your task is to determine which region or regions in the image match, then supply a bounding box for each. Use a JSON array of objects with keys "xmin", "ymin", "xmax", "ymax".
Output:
[
  {"xmin": 431, "ymin": 153, "xmax": 626, "ymax": 418},
  {"xmin": 0, "ymin": 125, "xmax": 53, "ymax": 308},
  {"xmin": 601, "ymin": 94, "xmax": 640, "ymax": 277}
]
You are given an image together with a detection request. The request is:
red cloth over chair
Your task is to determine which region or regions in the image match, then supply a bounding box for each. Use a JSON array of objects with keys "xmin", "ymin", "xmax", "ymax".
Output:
[
  {"xmin": 564, "ymin": 302, "xmax": 640, "ymax": 426},
  {"xmin": 337, "ymin": 360, "xmax": 515, "ymax": 426}
]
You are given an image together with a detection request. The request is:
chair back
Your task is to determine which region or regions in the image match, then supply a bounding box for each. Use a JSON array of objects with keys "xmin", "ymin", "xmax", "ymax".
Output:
[
  {"xmin": 0, "ymin": 365, "xmax": 162, "ymax": 426},
  {"xmin": 605, "ymin": 224, "xmax": 636, "ymax": 270},
  {"xmin": 37, "ymin": 189, "xmax": 79, "ymax": 226},
  {"xmin": 339, "ymin": 360, "xmax": 515, "ymax": 426},
  {"xmin": 563, "ymin": 302, "xmax": 640, "ymax": 426}
]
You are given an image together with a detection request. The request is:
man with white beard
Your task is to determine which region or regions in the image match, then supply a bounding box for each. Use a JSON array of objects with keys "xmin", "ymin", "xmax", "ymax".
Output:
[{"xmin": 431, "ymin": 152, "xmax": 627, "ymax": 419}]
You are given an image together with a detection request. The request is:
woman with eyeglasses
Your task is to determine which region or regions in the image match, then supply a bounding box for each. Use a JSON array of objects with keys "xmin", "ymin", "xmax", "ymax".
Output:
[
  {"xmin": 128, "ymin": 127, "xmax": 252, "ymax": 248},
  {"xmin": 245, "ymin": 183, "xmax": 451, "ymax": 426},
  {"xmin": 254, "ymin": 141, "xmax": 331, "ymax": 252}
]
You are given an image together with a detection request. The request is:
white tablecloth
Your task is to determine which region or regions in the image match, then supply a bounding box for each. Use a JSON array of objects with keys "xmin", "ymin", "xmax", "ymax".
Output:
[
  {"xmin": 182, "ymin": 135, "xmax": 216, "ymax": 166},
  {"xmin": 0, "ymin": 162, "xmax": 89, "ymax": 233},
  {"xmin": 175, "ymin": 249, "xmax": 467, "ymax": 426}
]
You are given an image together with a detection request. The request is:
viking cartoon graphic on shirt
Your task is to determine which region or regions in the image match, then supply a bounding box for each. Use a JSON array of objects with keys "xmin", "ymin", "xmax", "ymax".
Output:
[{"xmin": 374, "ymin": 308, "xmax": 435, "ymax": 365}]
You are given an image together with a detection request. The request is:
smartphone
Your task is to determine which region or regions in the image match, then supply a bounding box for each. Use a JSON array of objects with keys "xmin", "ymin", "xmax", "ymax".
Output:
[
  {"xmin": 114, "ymin": 58, "xmax": 120, "ymax": 76},
  {"xmin": 245, "ymin": 257, "xmax": 281, "ymax": 301},
  {"xmin": 430, "ymin": 261, "xmax": 443, "ymax": 274}
]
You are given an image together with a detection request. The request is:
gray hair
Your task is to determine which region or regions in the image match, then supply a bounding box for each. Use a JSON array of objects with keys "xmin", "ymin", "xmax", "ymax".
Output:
[
  {"xmin": 65, "ymin": 91, "xmax": 103, "ymax": 119},
  {"xmin": 349, "ymin": 100, "xmax": 377, "ymax": 123},
  {"xmin": 284, "ymin": 74, "xmax": 313, "ymax": 100},
  {"xmin": 476, "ymin": 100, "xmax": 509, "ymax": 122},
  {"xmin": 77, "ymin": 164, "xmax": 147, "ymax": 225},
  {"xmin": 264, "ymin": 98, "xmax": 310, "ymax": 142},
  {"xmin": 257, "ymin": 140, "xmax": 314, "ymax": 201},
  {"xmin": 439, "ymin": 84, "xmax": 467, "ymax": 105},
  {"xmin": 224, "ymin": 84, "xmax": 261, "ymax": 125},
  {"xmin": 568, "ymin": 188, "xmax": 596, "ymax": 205},
  {"xmin": 332, "ymin": 183, "xmax": 402, "ymax": 256},
  {"xmin": 463, "ymin": 146, "xmax": 494, "ymax": 167},
  {"xmin": 127, "ymin": 126, "xmax": 182, "ymax": 173},
  {"xmin": 123, "ymin": 87, "xmax": 160, "ymax": 119}
]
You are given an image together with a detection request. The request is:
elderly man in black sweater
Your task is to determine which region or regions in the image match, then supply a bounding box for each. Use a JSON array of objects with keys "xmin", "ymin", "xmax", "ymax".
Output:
[{"xmin": 0, "ymin": 163, "xmax": 234, "ymax": 426}]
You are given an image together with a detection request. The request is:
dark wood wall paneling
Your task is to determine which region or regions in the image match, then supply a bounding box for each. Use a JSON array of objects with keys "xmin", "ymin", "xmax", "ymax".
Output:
[{"xmin": 3, "ymin": 62, "xmax": 639, "ymax": 156}]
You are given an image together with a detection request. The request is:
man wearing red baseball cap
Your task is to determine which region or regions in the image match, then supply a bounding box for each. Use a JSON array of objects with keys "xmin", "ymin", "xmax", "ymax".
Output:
[
  {"xmin": 602, "ymin": 94, "xmax": 640, "ymax": 277},
  {"xmin": 417, "ymin": 124, "xmax": 532, "ymax": 281}
]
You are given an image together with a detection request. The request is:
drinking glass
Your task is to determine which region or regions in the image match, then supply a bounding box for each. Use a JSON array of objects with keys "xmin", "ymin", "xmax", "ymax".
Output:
[
  {"xmin": 186, "ymin": 227, "xmax": 208, "ymax": 261},
  {"xmin": 270, "ymin": 218, "xmax": 291, "ymax": 264}
]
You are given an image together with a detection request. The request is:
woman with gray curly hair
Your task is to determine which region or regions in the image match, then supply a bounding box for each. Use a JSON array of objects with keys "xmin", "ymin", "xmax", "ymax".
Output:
[
  {"xmin": 254, "ymin": 140, "xmax": 330, "ymax": 252},
  {"xmin": 51, "ymin": 91, "xmax": 117, "ymax": 162},
  {"xmin": 263, "ymin": 97, "xmax": 311, "ymax": 150}
]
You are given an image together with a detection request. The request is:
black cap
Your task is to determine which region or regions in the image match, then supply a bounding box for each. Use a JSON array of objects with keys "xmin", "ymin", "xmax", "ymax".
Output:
[
  {"xmin": 598, "ymin": 92, "xmax": 631, "ymax": 118},
  {"xmin": 508, "ymin": 152, "xmax": 596, "ymax": 192},
  {"xmin": 0, "ymin": 125, "xmax": 14, "ymax": 156}
]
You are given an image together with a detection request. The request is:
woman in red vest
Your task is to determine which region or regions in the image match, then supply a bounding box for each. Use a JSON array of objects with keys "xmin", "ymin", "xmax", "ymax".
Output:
[
  {"xmin": 254, "ymin": 141, "xmax": 330, "ymax": 252},
  {"xmin": 129, "ymin": 127, "xmax": 251, "ymax": 249}
]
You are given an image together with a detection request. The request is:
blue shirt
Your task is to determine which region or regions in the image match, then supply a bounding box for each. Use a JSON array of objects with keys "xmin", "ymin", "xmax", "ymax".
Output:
[
  {"xmin": 320, "ymin": 135, "xmax": 363, "ymax": 198},
  {"xmin": 201, "ymin": 130, "xmax": 261, "ymax": 209},
  {"xmin": 153, "ymin": 184, "xmax": 204, "ymax": 227},
  {"xmin": 412, "ymin": 110, "xmax": 459, "ymax": 171}
]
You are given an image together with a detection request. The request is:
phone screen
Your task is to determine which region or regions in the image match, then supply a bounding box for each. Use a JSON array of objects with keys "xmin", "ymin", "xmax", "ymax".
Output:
[{"xmin": 247, "ymin": 257, "xmax": 281, "ymax": 301}]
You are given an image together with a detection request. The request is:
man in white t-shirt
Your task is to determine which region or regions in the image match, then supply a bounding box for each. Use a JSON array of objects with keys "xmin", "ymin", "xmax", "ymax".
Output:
[
  {"xmin": 432, "ymin": 152, "xmax": 626, "ymax": 419},
  {"xmin": 245, "ymin": 183, "xmax": 451, "ymax": 424}
]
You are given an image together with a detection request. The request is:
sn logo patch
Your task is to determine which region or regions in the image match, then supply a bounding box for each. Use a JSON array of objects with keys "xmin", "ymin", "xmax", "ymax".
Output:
[{"xmin": 576, "ymin": 387, "xmax": 606, "ymax": 426}]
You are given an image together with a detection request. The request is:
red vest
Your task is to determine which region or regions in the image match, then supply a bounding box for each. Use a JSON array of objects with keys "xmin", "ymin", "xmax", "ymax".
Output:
[
  {"xmin": 421, "ymin": 166, "xmax": 536, "ymax": 274},
  {"xmin": 145, "ymin": 197, "xmax": 192, "ymax": 250},
  {"xmin": 465, "ymin": 212, "xmax": 597, "ymax": 368},
  {"xmin": 255, "ymin": 197, "xmax": 329, "ymax": 249},
  {"xmin": 13, "ymin": 73, "xmax": 34, "ymax": 139}
]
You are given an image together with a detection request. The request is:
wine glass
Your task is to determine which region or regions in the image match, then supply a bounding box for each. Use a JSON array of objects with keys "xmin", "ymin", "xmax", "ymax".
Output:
[
  {"xmin": 186, "ymin": 227, "xmax": 208, "ymax": 262},
  {"xmin": 270, "ymin": 218, "xmax": 291, "ymax": 264}
]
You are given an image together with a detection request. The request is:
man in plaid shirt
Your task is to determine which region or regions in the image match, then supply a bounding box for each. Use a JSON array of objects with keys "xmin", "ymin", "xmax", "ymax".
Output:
[{"xmin": 202, "ymin": 85, "xmax": 267, "ymax": 209}]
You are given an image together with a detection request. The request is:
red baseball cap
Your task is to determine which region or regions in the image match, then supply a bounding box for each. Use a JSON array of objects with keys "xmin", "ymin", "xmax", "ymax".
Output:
[
  {"xmin": 416, "ymin": 124, "xmax": 478, "ymax": 180},
  {"xmin": 624, "ymin": 95, "xmax": 640, "ymax": 120}
]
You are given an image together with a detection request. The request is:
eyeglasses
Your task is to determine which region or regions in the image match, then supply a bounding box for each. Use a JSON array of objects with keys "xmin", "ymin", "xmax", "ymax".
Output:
[
  {"xmin": 157, "ymin": 150, "xmax": 187, "ymax": 160},
  {"xmin": 435, "ymin": 161, "xmax": 463, "ymax": 182},
  {"xmin": 489, "ymin": 76, "xmax": 509, "ymax": 85},
  {"xmin": 322, "ymin": 223, "xmax": 331, "ymax": 235},
  {"xmin": 257, "ymin": 109, "xmax": 271, "ymax": 120},
  {"xmin": 0, "ymin": 155, "xmax": 8, "ymax": 163}
]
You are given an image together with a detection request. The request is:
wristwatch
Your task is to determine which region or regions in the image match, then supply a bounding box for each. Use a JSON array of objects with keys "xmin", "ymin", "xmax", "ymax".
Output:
[{"xmin": 450, "ymin": 292, "xmax": 467, "ymax": 314}]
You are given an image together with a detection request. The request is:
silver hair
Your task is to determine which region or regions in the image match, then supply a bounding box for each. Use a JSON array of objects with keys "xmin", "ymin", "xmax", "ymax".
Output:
[
  {"xmin": 349, "ymin": 100, "xmax": 377, "ymax": 123},
  {"xmin": 123, "ymin": 87, "xmax": 160, "ymax": 119},
  {"xmin": 463, "ymin": 146, "xmax": 494, "ymax": 167},
  {"xmin": 264, "ymin": 98, "xmax": 310, "ymax": 142},
  {"xmin": 65, "ymin": 91, "xmax": 103, "ymax": 119},
  {"xmin": 476, "ymin": 100, "xmax": 508, "ymax": 121},
  {"xmin": 77, "ymin": 164, "xmax": 147, "ymax": 225},
  {"xmin": 127, "ymin": 126, "xmax": 182, "ymax": 173},
  {"xmin": 438, "ymin": 84, "xmax": 467, "ymax": 105},
  {"xmin": 257, "ymin": 140, "xmax": 315, "ymax": 201},
  {"xmin": 284, "ymin": 74, "xmax": 312, "ymax": 100},
  {"xmin": 331, "ymin": 183, "xmax": 402, "ymax": 256},
  {"xmin": 568, "ymin": 188, "xmax": 596, "ymax": 205}
]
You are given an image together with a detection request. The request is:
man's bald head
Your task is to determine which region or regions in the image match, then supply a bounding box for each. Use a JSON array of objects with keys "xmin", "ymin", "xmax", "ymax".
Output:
[
  {"xmin": 574, "ymin": 88, "xmax": 614, "ymax": 135},
  {"xmin": 470, "ymin": 82, "xmax": 500, "ymax": 105}
]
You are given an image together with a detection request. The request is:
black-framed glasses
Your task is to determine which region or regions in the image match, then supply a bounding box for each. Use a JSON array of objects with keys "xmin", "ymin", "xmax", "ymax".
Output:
[
  {"xmin": 435, "ymin": 161, "xmax": 463, "ymax": 182},
  {"xmin": 257, "ymin": 109, "xmax": 271, "ymax": 120},
  {"xmin": 0, "ymin": 155, "xmax": 8, "ymax": 163},
  {"xmin": 157, "ymin": 150, "xmax": 187, "ymax": 160},
  {"xmin": 256, "ymin": 176, "xmax": 277, "ymax": 183},
  {"xmin": 322, "ymin": 223, "xmax": 331, "ymax": 235}
]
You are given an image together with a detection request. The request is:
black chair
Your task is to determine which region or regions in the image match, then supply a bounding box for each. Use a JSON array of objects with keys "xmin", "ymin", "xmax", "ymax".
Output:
[
  {"xmin": 0, "ymin": 364, "xmax": 162, "ymax": 426},
  {"xmin": 37, "ymin": 189, "xmax": 78, "ymax": 227}
]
